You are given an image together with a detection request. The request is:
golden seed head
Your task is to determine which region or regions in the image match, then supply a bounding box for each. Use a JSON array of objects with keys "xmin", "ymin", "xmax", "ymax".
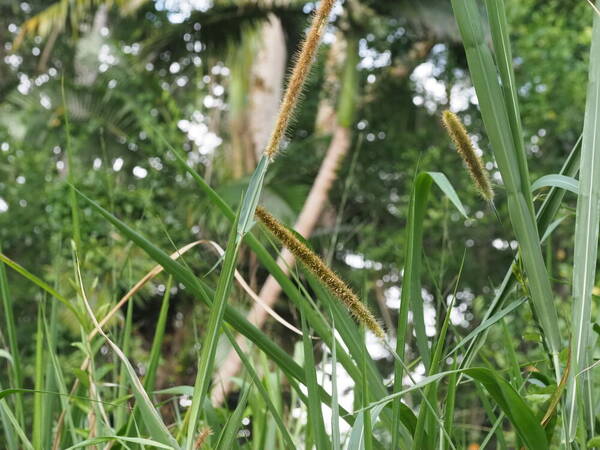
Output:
[
  {"xmin": 255, "ymin": 206, "xmax": 385, "ymax": 338},
  {"xmin": 441, "ymin": 110, "xmax": 494, "ymax": 202},
  {"xmin": 264, "ymin": 0, "xmax": 336, "ymax": 159},
  {"xmin": 194, "ymin": 426, "xmax": 212, "ymax": 449}
]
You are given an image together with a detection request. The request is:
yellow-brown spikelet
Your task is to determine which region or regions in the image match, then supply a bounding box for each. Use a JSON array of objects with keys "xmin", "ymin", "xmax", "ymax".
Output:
[
  {"xmin": 255, "ymin": 206, "xmax": 385, "ymax": 338},
  {"xmin": 194, "ymin": 426, "xmax": 212, "ymax": 449},
  {"xmin": 441, "ymin": 110, "xmax": 494, "ymax": 201},
  {"xmin": 264, "ymin": 0, "xmax": 336, "ymax": 159}
]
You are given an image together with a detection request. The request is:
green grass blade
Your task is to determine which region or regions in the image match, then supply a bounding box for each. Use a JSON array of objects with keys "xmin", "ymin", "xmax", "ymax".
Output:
[
  {"xmin": 32, "ymin": 305, "xmax": 45, "ymax": 449},
  {"xmin": 0, "ymin": 397, "xmax": 33, "ymax": 450},
  {"xmin": 66, "ymin": 436, "xmax": 174, "ymax": 449},
  {"xmin": 443, "ymin": 358, "xmax": 458, "ymax": 450},
  {"xmin": 360, "ymin": 327, "xmax": 373, "ymax": 450},
  {"xmin": 126, "ymin": 276, "xmax": 173, "ymax": 440},
  {"xmin": 145, "ymin": 275, "xmax": 172, "ymax": 392},
  {"xmin": 237, "ymin": 154, "xmax": 270, "ymax": 241},
  {"xmin": 223, "ymin": 326, "xmax": 296, "ymax": 449},
  {"xmin": 427, "ymin": 172, "xmax": 468, "ymax": 219},
  {"xmin": 531, "ymin": 175, "xmax": 579, "ymax": 195},
  {"xmin": 448, "ymin": 297, "xmax": 526, "ymax": 357},
  {"xmin": 450, "ymin": 0, "xmax": 561, "ymax": 373},
  {"xmin": 0, "ymin": 246, "xmax": 23, "ymax": 426},
  {"xmin": 330, "ymin": 313, "xmax": 341, "ymax": 450},
  {"xmin": 0, "ymin": 253, "xmax": 79, "ymax": 318},
  {"xmin": 0, "ymin": 410, "xmax": 18, "ymax": 450},
  {"xmin": 392, "ymin": 171, "xmax": 467, "ymax": 447},
  {"xmin": 301, "ymin": 313, "xmax": 329, "ymax": 450},
  {"xmin": 116, "ymin": 294, "xmax": 134, "ymax": 430},
  {"xmin": 413, "ymin": 257, "xmax": 465, "ymax": 450},
  {"xmin": 485, "ymin": 0, "xmax": 533, "ymax": 215},
  {"xmin": 305, "ymin": 273, "xmax": 412, "ymax": 435},
  {"xmin": 185, "ymin": 211, "xmax": 241, "ymax": 449},
  {"xmin": 566, "ymin": 3, "xmax": 600, "ymax": 440},
  {"xmin": 42, "ymin": 304, "xmax": 78, "ymax": 446},
  {"xmin": 61, "ymin": 77, "xmax": 81, "ymax": 251},
  {"xmin": 475, "ymin": 382, "xmax": 507, "ymax": 449},
  {"xmin": 215, "ymin": 383, "xmax": 251, "ymax": 449}
]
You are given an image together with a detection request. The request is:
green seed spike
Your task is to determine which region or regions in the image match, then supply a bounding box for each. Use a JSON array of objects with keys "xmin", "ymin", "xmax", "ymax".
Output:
[
  {"xmin": 442, "ymin": 110, "xmax": 494, "ymax": 202},
  {"xmin": 255, "ymin": 206, "xmax": 385, "ymax": 338}
]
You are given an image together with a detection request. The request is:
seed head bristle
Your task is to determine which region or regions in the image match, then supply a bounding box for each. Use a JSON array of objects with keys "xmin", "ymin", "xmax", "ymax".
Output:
[
  {"xmin": 194, "ymin": 426, "xmax": 212, "ymax": 449},
  {"xmin": 441, "ymin": 110, "xmax": 494, "ymax": 201},
  {"xmin": 264, "ymin": 0, "xmax": 336, "ymax": 159},
  {"xmin": 255, "ymin": 206, "xmax": 385, "ymax": 338}
]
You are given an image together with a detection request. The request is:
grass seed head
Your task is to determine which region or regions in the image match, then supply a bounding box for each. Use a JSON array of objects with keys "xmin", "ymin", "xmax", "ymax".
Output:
[
  {"xmin": 255, "ymin": 206, "xmax": 384, "ymax": 338},
  {"xmin": 441, "ymin": 110, "xmax": 494, "ymax": 202},
  {"xmin": 194, "ymin": 426, "xmax": 213, "ymax": 449},
  {"xmin": 264, "ymin": 0, "xmax": 336, "ymax": 159}
]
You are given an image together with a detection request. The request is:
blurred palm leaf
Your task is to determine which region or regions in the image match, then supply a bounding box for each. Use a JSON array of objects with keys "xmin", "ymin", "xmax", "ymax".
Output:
[{"xmin": 15, "ymin": 0, "xmax": 148, "ymax": 48}]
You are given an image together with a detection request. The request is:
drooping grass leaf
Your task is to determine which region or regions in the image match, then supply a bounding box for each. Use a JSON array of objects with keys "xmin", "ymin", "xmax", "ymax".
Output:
[{"xmin": 531, "ymin": 175, "xmax": 579, "ymax": 195}]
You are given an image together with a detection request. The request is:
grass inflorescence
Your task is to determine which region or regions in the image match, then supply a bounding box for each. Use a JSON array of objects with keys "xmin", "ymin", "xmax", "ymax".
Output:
[
  {"xmin": 442, "ymin": 110, "xmax": 494, "ymax": 202},
  {"xmin": 255, "ymin": 206, "xmax": 384, "ymax": 338},
  {"xmin": 264, "ymin": 0, "xmax": 336, "ymax": 159}
]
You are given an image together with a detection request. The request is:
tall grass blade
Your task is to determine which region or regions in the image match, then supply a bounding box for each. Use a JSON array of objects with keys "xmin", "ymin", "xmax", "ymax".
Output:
[
  {"xmin": 450, "ymin": 0, "xmax": 561, "ymax": 376},
  {"xmin": 485, "ymin": 0, "xmax": 532, "ymax": 214},
  {"xmin": 145, "ymin": 275, "xmax": 172, "ymax": 392},
  {"xmin": 0, "ymin": 380, "xmax": 18, "ymax": 450},
  {"xmin": 65, "ymin": 436, "xmax": 174, "ymax": 449},
  {"xmin": 566, "ymin": 2, "xmax": 600, "ymax": 440},
  {"xmin": 392, "ymin": 171, "xmax": 466, "ymax": 447},
  {"xmin": 185, "ymin": 211, "xmax": 241, "ymax": 449},
  {"xmin": 32, "ymin": 305, "xmax": 45, "ymax": 449},
  {"xmin": 415, "ymin": 258, "xmax": 465, "ymax": 450},
  {"xmin": 115, "ymin": 293, "xmax": 134, "ymax": 430},
  {"xmin": 0, "ymin": 246, "xmax": 23, "ymax": 425},
  {"xmin": 360, "ymin": 327, "xmax": 373, "ymax": 450},
  {"xmin": 301, "ymin": 314, "xmax": 329, "ymax": 450},
  {"xmin": 443, "ymin": 358, "xmax": 458, "ymax": 450},
  {"xmin": 0, "ymin": 397, "xmax": 33, "ymax": 450},
  {"xmin": 61, "ymin": 77, "xmax": 81, "ymax": 251},
  {"xmin": 237, "ymin": 154, "xmax": 269, "ymax": 241},
  {"xmin": 330, "ymin": 315, "xmax": 341, "ymax": 450}
]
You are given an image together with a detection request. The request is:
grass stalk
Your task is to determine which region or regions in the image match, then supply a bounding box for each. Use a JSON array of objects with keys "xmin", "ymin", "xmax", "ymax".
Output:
[
  {"xmin": 184, "ymin": 212, "xmax": 241, "ymax": 448},
  {"xmin": 0, "ymin": 245, "xmax": 23, "ymax": 426},
  {"xmin": 566, "ymin": 1, "xmax": 600, "ymax": 440},
  {"xmin": 450, "ymin": 0, "xmax": 562, "ymax": 378}
]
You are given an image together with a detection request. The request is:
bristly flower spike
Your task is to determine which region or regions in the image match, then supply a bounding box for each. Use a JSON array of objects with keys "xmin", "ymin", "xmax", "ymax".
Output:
[
  {"xmin": 255, "ymin": 206, "xmax": 385, "ymax": 338},
  {"xmin": 441, "ymin": 110, "xmax": 494, "ymax": 202},
  {"xmin": 264, "ymin": 0, "xmax": 336, "ymax": 159}
]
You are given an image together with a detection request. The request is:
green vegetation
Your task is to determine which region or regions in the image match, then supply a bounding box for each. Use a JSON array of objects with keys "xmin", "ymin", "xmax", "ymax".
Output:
[{"xmin": 0, "ymin": 0, "xmax": 599, "ymax": 448}]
